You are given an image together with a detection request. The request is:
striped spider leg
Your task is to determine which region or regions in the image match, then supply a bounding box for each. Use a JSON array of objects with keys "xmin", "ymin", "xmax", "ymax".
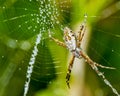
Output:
[{"xmin": 49, "ymin": 20, "xmax": 119, "ymax": 96}]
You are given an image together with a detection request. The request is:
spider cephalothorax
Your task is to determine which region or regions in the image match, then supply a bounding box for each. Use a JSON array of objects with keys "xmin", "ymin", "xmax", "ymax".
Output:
[{"xmin": 64, "ymin": 27, "xmax": 76, "ymax": 51}]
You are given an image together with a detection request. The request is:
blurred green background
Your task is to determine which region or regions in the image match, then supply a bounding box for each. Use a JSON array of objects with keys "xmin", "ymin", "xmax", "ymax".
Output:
[{"xmin": 0, "ymin": 0, "xmax": 120, "ymax": 96}]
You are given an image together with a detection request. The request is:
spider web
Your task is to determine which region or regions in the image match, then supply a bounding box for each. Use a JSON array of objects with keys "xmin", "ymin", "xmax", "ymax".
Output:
[
  {"xmin": 87, "ymin": 15, "xmax": 120, "ymax": 96},
  {"xmin": 0, "ymin": 0, "xmax": 71, "ymax": 96},
  {"xmin": 0, "ymin": 0, "xmax": 120, "ymax": 96}
]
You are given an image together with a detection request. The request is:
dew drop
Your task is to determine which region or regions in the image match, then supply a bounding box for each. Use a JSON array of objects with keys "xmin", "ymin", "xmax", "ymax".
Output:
[
  {"xmin": 112, "ymin": 49, "xmax": 114, "ymax": 52},
  {"xmin": 19, "ymin": 25, "xmax": 21, "ymax": 28},
  {"xmin": 3, "ymin": 6, "xmax": 5, "ymax": 9}
]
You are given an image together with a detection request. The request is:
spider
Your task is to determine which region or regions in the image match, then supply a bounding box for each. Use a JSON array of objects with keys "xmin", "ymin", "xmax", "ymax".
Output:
[{"xmin": 49, "ymin": 15, "xmax": 120, "ymax": 96}]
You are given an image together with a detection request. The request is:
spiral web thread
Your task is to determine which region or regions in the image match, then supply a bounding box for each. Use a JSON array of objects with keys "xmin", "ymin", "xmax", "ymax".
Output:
[{"xmin": 23, "ymin": 0, "xmax": 64, "ymax": 96}]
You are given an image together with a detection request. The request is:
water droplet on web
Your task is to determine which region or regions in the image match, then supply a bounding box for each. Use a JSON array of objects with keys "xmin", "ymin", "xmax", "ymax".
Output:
[
  {"xmin": 3, "ymin": 6, "xmax": 5, "ymax": 9},
  {"xmin": 15, "ymin": 40, "xmax": 18, "ymax": 43},
  {"xmin": 32, "ymin": 19, "xmax": 34, "ymax": 21},
  {"xmin": 49, "ymin": 81, "xmax": 52, "ymax": 84},
  {"xmin": 25, "ymin": 21, "xmax": 28, "ymax": 24},
  {"xmin": 31, "ymin": 14, "xmax": 34, "ymax": 17},
  {"xmin": 56, "ymin": 21, "xmax": 60, "ymax": 24},
  {"xmin": 112, "ymin": 49, "xmax": 114, "ymax": 52},
  {"xmin": 19, "ymin": 25, "xmax": 21, "ymax": 28},
  {"xmin": 24, "ymin": 8, "xmax": 27, "ymax": 10},
  {"xmin": 19, "ymin": 68, "xmax": 21, "ymax": 71},
  {"xmin": 33, "ymin": 29, "xmax": 36, "ymax": 32}
]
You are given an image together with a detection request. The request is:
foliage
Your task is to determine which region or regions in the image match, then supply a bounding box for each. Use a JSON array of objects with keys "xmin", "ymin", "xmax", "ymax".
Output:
[{"xmin": 0, "ymin": 0, "xmax": 120, "ymax": 96}]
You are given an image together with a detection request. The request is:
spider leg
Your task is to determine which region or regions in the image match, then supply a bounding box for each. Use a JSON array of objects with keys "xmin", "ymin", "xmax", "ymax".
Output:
[
  {"xmin": 79, "ymin": 51, "xmax": 115, "ymax": 70},
  {"xmin": 80, "ymin": 24, "xmax": 86, "ymax": 42},
  {"xmin": 50, "ymin": 37, "xmax": 66, "ymax": 47},
  {"xmin": 49, "ymin": 31, "xmax": 66, "ymax": 47},
  {"xmin": 77, "ymin": 23, "xmax": 86, "ymax": 48},
  {"xmin": 77, "ymin": 14, "xmax": 87, "ymax": 48},
  {"xmin": 80, "ymin": 51, "xmax": 120, "ymax": 96},
  {"xmin": 94, "ymin": 63, "xmax": 115, "ymax": 69},
  {"xmin": 66, "ymin": 55, "xmax": 75, "ymax": 88}
]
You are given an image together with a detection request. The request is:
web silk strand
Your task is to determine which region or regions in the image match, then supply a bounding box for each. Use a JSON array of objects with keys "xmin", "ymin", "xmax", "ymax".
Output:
[{"xmin": 23, "ymin": 33, "xmax": 41, "ymax": 96}]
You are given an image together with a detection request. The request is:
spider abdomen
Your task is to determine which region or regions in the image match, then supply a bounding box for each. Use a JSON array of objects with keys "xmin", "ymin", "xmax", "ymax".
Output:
[{"xmin": 72, "ymin": 48, "xmax": 81, "ymax": 58}]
